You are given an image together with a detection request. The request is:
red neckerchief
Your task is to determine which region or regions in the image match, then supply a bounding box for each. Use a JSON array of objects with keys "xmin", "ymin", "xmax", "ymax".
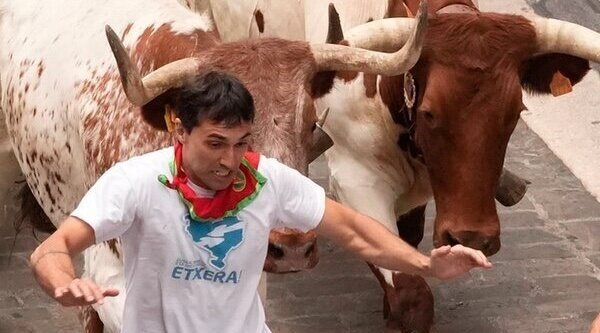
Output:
[{"xmin": 158, "ymin": 142, "xmax": 266, "ymax": 222}]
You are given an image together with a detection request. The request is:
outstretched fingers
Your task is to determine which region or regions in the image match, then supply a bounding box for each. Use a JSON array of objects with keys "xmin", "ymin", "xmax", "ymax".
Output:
[
  {"xmin": 451, "ymin": 245, "xmax": 492, "ymax": 269},
  {"xmin": 54, "ymin": 279, "xmax": 119, "ymax": 306}
]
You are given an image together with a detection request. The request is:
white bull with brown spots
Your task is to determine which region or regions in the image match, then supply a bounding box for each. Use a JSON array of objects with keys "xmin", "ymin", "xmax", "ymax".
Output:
[{"xmin": 0, "ymin": 0, "xmax": 430, "ymax": 331}]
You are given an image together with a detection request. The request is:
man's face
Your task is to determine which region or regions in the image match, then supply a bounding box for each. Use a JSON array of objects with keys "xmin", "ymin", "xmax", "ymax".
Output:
[{"xmin": 175, "ymin": 118, "xmax": 252, "ymax": 191}]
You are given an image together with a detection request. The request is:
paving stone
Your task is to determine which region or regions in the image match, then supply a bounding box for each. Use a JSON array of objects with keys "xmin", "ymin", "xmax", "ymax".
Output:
[
  {"xmin": 267, "ymin": 291, "xmax": 379, "ymax": 318},
  {"xmin": 498, "ymin": 312, "xmax": 596, "ymax": 333},
  {"xmin": 0, "ymin": 253, "xmax": 30, "ymax": 271},
  {"xmin": 268, "ymin": 314, "xmax": 343, "ymax": 333},
  {"xmin": 533, "ymin": 293, "xmax": 600, "ymax": 315},
  {"xmin": 0, "ymin": 270, "xmax": 42, "ymax": 291},
  {"xmin": 0, "ymin": 293, "xmax": 22, "ymax": 310},
  {"xmin": 433, "ymin": 315, "xmax": 503, "ymax": 333},
  {"xmin": 0, "ymin": 288, "xmax": 57, "ymax": 308},
  {"xmin": 491, "ymin": 258, "xmax": 596, "ymax": 280},
  {"xmin": 562, "ymin": 220, "xmax": 600, "ymax": 251},
  {"xmin": 589, "ymin": 253, "xmax": 600, "ymax": 269},
  {"xmin": 435, "ymin": 297, "xmax": 535, "ymax": 323},
  {"xmin": 338, "ymin": 310, "xmax": 384, "ymax": 332},
  {"xmin": 501, "ymin": 228, "xmax": 561, "ymax": 246},
  {"xmin": 529, "ymin": 187, "xmax": 600, "ymax": 221},
  {"xmin": 493, "ymin": 243, "xmax": 575, "ymax": 262},
  {"xmin": 271, "ymin": 276, "xmax": 379, "ymax": 299},
  {"xmin": 535, "ymin": 275, "xmax": 600, "ymax": 296},
  {"xmin": 269, "ymin": 258, "xmax": 373, "ymax": 283},
  {"xmin": 437, "ymin": 278, "xmax": 538, "ymax": 301},
  {"xmin": 497, "ymin": 211, "xmax": 545, "ymax": 229},
  {"xmin": 0, "ymin": 235, "xmax": 39, "ymax": 254}
]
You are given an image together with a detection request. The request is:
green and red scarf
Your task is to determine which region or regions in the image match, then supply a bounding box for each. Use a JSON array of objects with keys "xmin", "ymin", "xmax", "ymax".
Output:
[{"xmin": 158, "ymin": 142, "xmax": 266, "ymax": 222}]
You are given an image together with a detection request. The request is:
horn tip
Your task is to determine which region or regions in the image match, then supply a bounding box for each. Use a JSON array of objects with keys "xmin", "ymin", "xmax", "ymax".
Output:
[
  {"xmin": 326, "ymin": 3, "xmax": 344, "ymax": 44},
  {"xmin": 105, "ymin": 25, "xmax": 116, "ymax": 39}
]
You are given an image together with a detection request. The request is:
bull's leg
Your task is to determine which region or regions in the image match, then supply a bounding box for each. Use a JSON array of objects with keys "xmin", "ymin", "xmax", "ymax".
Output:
[
  {"xmin": 81, "ymin": 243, "xmax": 126, "ymax": 333},
  {"xmin": 328, "ymin": 161, "xmax": 433, "ymax": 332},
  {"xmin": 78, "ymin": 305, "xmax": 103, "ymax": 333},
  {"xmin": 368, "ymin": 264, "xmax": 434, "ymax": 333},
  {"xmin": 369, "ymin": 204, "xmax": 434, "ymax": 333}
]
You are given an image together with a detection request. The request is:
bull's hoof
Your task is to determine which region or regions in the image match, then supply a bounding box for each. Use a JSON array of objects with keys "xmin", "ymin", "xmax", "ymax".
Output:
[{"xmin": 383, "ymin": 273, "xmax": 434, "ymax": 333}]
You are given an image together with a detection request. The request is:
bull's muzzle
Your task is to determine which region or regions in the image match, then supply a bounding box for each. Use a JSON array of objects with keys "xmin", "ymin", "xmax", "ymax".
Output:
[{"xmin": 264, "ymin": 228, "xmax": 319, "ymax": 273}]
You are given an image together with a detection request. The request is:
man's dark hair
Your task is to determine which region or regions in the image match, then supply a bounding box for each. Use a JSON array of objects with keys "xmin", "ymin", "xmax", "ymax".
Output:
[{"xmin": 174, "ymin": 71, "xmax": 255, "ymax": 132}]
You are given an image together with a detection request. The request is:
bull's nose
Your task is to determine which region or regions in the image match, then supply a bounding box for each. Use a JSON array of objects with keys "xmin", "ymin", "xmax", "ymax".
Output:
[
  {"xmin": 443, "ymin": 231, "xmax": 501, "ymax": 256},
  {"xmin": 268, "ymin": 242, "xmax": 316, "ymax": 260},
  {"xmin": 267, "ymin": 243, "xmax": 285, "ymax": 259},
  {"xmin": 304, "ymin": 243, "xmax": 316, "ymax": 258}
]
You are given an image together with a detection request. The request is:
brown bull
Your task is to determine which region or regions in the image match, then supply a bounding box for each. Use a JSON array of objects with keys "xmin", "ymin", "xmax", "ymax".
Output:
[{"xmin": 322, "ymin": 0, "xmax": 600, "ymax": 331}]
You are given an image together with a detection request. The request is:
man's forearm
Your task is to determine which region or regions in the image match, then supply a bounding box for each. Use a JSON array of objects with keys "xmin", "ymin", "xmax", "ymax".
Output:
[
  {"xmin": 318, "ymin": 199, "xmax": 432, "ymax": 276},
  {"xmin": 343, "ymin": 213, "xmax": 432, "ymax": 276},
  {"xmin": 31, "ymin": 242, "xmax": 77, "ymax": 298}
]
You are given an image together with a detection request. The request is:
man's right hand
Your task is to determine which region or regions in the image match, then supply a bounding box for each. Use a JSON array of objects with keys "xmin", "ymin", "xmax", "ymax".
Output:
[{"xmin": 54, "ymin": 278, "xmax": 119, "ymax": 306}]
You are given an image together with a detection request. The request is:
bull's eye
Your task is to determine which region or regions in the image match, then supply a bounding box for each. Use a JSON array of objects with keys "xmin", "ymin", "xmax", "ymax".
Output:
[
  {"xmin": 420, "ymin": 109, "xmax": 435, "ymax": 123},
  {"xmin": 273, "ymin": 119, "xmax": 279, "ymax": 126}
]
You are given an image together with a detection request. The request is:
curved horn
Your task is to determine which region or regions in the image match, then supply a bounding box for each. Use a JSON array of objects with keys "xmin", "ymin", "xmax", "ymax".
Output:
[
  {"xmin": 308, "ymin": 108, "xmax": 333, "ymax": 163},
  {"xmin": 311, "ymin": 1, "xmax": 428, "ymax": 76},
  {"xmin": 343, "ymin": 15, "xmax": 422, "ymax": 52},
  {"xmin": 105, "ymin": 25, "xmax": 202, "ymax": 106},
  {"xmin": 530, "ymin": 17, "xmax": 600, "ymax": 63}
]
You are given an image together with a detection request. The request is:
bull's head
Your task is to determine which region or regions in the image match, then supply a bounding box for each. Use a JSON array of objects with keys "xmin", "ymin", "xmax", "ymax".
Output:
[
  {"xmin": 105, "ymin": 3, "xmax": 429, "ymax": 272},
  {"xmin": 341, "ymin": 11, "xmax": 600, "ymax": 256}
]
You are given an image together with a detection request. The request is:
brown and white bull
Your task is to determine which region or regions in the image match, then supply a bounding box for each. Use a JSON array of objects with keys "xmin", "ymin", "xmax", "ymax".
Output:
[
  {"xmin": 197, "ymin": 0, "xmax": 600, "ymax": 331},
  {"xmin": 0, "ymin": 0, "xmax": 430, "ymax": 331},
  {"xmin": 311, "ymin": 0, "xmax": 600, "ymax": 331}
]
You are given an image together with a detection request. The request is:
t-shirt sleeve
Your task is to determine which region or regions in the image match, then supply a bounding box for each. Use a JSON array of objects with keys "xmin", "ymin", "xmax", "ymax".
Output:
[
  {"xmin": 71, "ymin": 164, "xmax": 138, "ymax": 243},
  {"xmin": 266, "ymin": 158, "xmax": 326, "ymax": 231}
]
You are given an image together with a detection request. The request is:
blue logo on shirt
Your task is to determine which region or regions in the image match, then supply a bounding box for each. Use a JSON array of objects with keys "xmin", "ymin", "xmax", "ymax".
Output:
[{"xmin": 184, "ymin": 215, "xmax": 245, "ymax": 270}]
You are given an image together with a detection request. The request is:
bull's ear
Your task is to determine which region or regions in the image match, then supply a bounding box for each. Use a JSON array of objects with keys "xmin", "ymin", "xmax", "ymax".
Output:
[
  {"xmin": 140, "ymin": 91, "xmax": 175, "ymax": 131},
  {"xmin": 520, "ymin": 54, "xmax": 590, "ymax": 96}
]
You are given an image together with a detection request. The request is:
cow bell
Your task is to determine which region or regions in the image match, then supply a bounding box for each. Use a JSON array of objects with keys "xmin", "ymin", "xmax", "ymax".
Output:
[
  {"xmin": 495, "ymin": 168, "xmax": 530, "ymax": 207},
  {"xmin": 308, "ymin": 108, "xmax": 334, "ymax": 163}
]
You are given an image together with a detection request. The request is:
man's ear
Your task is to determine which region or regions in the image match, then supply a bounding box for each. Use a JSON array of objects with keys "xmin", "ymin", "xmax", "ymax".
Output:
[{"xmin": 173, "ymin": 117, "xmax": 186, "ymax": 143}]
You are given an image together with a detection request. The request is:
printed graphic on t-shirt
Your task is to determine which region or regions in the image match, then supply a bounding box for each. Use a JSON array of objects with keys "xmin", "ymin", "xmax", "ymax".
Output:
[
  {"xmin": 184, "ymin": 214, "xmax": 246, "ymax": 270},
  {"xmin": 170, "ymin": 258, "xmax": 243, "ymax": 284}
]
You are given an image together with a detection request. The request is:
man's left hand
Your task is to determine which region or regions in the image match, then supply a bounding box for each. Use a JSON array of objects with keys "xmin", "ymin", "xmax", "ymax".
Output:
[{"xmin": 429, "ymin": 245, "xmax": 492, "ymax": 280}]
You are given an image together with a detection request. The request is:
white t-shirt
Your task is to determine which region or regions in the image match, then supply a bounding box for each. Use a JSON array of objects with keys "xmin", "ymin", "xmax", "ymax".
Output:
[{"xmin": 71, "ymin": 146, "xmax": 326, "ymax": 333}]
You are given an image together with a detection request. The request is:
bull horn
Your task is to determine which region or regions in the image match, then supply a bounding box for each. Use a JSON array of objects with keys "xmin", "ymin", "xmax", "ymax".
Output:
[
  {"xmin": 105, "ymin": 25, "xmax": 201, "ymax": 106},
  {"xmin": 311, "ymin": 1, "xmax": 428, "ymax": 76},
  {"xmin": 326, "ymin": 3, "xmax": 344, "ymax": 44},
  {"xmin": 308, "ymin": 108, "xmax": 333, "ymax": 163},
  {"xmin": 531, "ymin": 17, "xmax": 600, "ymax": 63},
  {"xmin": 343, "ymin": 5, "xmax": 427, "ymax": 52},
  {"xmin": 495, "ymin": 168, "xmax": 530, "ymax": 207}
]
